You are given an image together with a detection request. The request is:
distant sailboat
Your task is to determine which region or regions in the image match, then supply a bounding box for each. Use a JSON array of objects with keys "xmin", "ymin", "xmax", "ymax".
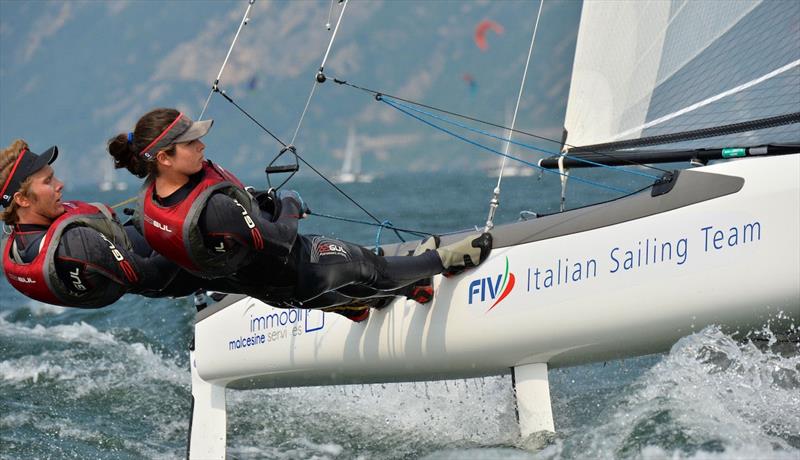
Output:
[
  {"xmin": 333, "ymin": 126, "xmax": 374, "ymax": 183},
  {"xmin": 99, "ymin": 157, "xmax": 128, "ymax": 192}
]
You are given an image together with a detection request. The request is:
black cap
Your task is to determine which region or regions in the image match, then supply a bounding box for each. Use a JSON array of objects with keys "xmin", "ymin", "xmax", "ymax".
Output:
[{"xmin": 0, "ymin": 146, "xmax": 58, "ymax": 207}]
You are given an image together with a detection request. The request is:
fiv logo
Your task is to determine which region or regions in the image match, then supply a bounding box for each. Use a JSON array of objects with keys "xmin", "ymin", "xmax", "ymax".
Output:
[{"xmin": 468, "ymin": 256, "xmax": 515, "ymax": 312}]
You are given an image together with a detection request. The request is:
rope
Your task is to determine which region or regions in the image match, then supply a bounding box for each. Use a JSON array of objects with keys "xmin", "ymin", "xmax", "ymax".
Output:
[
  {"xmin": 495, "ymin": 0, "xmax": 544, "ymax": 188},
  {"xmin": 380, "ymin": 97, "xmax": 632, "ymax": 195},
  {"xmin": 218, "ymin": 90, "xmax": 286, "ymax": 147},
  {"xmin": 326, "ymin": 0, "xmax": 336, "ymax": 29},
  {"xmin": 199, "ymin": 0, "xmax": 255, "ymax": 121},
  {"xmin": 384, "ymin": 96, "xmax": 661, "ymax": 181},
  {"xmin": 484, "ymin": 0, "xmax": 545, "ymax": 232},
  {"xmin": 288, "ymin": 0, "xmax": 348, "ymax": 146},
  {"xmin": 331, "ymin": 78, "xmax": 671, "ymax": 173},
  {"xmin": 111, "ymin": 196, "xmax": 137, "ymax": 209},
  {"xmin": 375, "ymin": 220, "xmax": 392, "ymax": 253},
  {"xmin": 309, "ymin": 211, "xmax": 430, "ymax": 238},
  {"xmin": 201, "ymin": 1, "xmax": 406, "ymax": 243}
]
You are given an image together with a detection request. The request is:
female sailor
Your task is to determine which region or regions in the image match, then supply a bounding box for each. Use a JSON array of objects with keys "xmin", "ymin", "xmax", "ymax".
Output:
[
  {"xmin": 1, "ymin": 139, "xmax": 216, "ymax": 308},
  {"xmin": 108, "ymin": 108, "xmax": 492, "ymax": 321}
]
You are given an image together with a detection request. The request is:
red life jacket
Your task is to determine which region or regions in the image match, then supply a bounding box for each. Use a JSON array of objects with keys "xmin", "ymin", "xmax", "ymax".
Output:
[
  {"xmin": 139, "ymin": 161, "xmax": 258, "ymax": 278},
  {"xmin": 2, "ymin": 201, "xmax": 132, "ymax": 307}
]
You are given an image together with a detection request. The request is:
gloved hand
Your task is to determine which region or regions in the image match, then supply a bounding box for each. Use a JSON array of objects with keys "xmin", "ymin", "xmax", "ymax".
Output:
[
  {"xmin": 248, "ymin": 188, "xmax": 279, "ymax": 216},
  {"xmin": 277, "ymin": 189, "xmax": 310, "ymax": 218}
]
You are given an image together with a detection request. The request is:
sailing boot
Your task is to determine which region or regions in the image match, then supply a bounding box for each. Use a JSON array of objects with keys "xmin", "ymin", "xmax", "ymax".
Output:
[
  {"xmin": 407, "ymin": 235, "xmax": 441, "ymax": 304},
  {"xmin": 323, "ymin": 304, "xmax": 371, "ymax": 323},
  {"xmin": 322, "ymin": 296, "xmax": 397, "ymax": 323},
  {"xmin": 436, "ymin": 232, "xmax": 493, "ymax": 277}
]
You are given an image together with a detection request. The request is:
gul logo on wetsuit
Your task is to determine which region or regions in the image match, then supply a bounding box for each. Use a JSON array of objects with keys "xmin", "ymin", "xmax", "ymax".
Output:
[
  {"xmin": 9, "ymin": 275, "xmax": 36, "ymax": 284},
  {"xmin": 311, "ymin": 237, "xmax": 350, "ymax": 261},
  {"xmin": 144, "ymin": 215, "xmax": 172, "ymax": 233},
  {"xmin": 468, "ymin": 256, "xmax": 516, "ymax": 312}
]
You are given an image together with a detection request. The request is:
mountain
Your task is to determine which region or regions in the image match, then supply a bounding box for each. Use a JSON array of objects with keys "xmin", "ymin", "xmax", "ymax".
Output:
[{"xmin": 0, "ymin": 0, "xmax": 581, "ymax": 188}]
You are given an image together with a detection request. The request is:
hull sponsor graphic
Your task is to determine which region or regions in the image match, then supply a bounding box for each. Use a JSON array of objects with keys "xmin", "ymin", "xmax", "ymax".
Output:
[
  {"xmin": 228, "ymin": 305, "xmax": 324, "ymax": 351},
  {"xmin": 468, "ymin": 220, "xmax": 764, "ymax": 313},
  {"xmin": 469, "ymin": 256, "xmax": 516, "ymax": 312}
]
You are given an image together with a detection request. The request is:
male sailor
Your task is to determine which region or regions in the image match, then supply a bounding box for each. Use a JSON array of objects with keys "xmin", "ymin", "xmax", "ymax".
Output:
[{"xmin": 1, "ymin": 139, "xmax": 214, "ymax": 308}]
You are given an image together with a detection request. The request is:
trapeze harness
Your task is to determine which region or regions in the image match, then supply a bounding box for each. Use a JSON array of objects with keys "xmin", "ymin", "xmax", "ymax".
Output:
[
  {"xmin": 138, "ymin": 161, "xmax": 263, "ymax": 278},
  {"xmin": 2, "ymin": 201, "xmax": 136, "ymax": 308}
]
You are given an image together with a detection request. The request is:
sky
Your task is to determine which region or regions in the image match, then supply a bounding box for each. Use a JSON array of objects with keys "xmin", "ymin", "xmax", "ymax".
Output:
[{"xmin": 0, "ymin": 0, "xmax": 581, "ymax": 188}]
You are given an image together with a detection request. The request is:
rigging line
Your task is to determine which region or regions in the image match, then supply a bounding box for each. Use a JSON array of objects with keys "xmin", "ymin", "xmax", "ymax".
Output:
[
  {"xmin": 380, "ymin": 97, "xmax": 631, "ymax": 195},
  {"xmin": 111, "ymin": 196, "xmax": 137, "ymax": 209},
  {"xmin": 217, "ymin": 90, "xmax": 286, "ymax": 147},
  {"xmin": 198, "ymin": 0, "xmax": 256, "ymax": 121},
  {"xmin": 214, "ymin": 89, "xmax": 407, "ymax": 242},
  {"xmin": 326, "ymin": 0, "xmax": 336, "ymax": 29},
  {"xmin": 383, "ymin": 96, "xmax": 661, "ymax": 181},
  {"xmin": 331, "ymin": 78, "xmax": 671, "ymax": 173},
  {"xmin": 310, "ymin": 211, "xmax": 430, "ymax": 237},
  {"xmin": 495, "ymin": 0, "xmax": 544, "ymax": 188},
  {"xmin": 288, "ymin": 0, "xmax": 349, "ymax": 146},
  {"xmin": 293, "ymin": 149, "xmax": 407, "ymax": 243}
]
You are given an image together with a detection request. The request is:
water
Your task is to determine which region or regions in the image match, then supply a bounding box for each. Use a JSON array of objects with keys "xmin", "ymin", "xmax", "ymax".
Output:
[{"xmin": 2, "ymin": 172, "xmax": 798, "ymax": 459}]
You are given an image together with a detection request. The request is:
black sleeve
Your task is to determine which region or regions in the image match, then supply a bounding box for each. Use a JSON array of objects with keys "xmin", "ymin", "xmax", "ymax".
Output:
[
  {"xmin": 199, "ymin": 192, "xmax": 301, "ymax": 259},
  {"xmin": 54, "ymin": 226, "xmax": 181, "ymax": 295}
]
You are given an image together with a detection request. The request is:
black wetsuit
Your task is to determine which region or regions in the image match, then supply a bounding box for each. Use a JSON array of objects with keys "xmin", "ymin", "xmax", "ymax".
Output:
[
  {"xmin": 155, "ymin": 171, "xmax": 444, "ymax": 308},
  {"xmin": 12, "ymin": 221, "xmax": 209, "ymax": 301}
]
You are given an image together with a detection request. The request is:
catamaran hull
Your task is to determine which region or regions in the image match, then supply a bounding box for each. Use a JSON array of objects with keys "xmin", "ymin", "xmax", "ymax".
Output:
[{"xmin": 192, "ymin": 154, "xmax": 799, "ymax": 390}]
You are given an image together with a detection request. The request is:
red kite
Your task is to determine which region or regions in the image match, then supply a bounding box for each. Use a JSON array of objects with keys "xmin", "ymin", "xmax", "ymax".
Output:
[{"xmin": 474, "ymin": 19, "xmax": 504, "ymax": 51}]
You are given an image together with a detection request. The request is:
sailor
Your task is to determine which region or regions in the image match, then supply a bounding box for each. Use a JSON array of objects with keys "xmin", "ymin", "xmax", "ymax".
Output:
[
  {"xmin": 1, "ymin": 139, "xmax": 215, "ymax": 308},
  {"xmin": 108, "ymin": 108, "xmax": 492, "ymax": 321}
]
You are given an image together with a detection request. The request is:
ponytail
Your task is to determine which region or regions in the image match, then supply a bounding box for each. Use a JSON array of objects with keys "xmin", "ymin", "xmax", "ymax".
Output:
[
  {"xmin": 108, "ymin": 132, "xmax": 151, "ymax": 178},
  {"xmin": 108, "ymin": 107, "xmax": 180, "ymax": 179}
]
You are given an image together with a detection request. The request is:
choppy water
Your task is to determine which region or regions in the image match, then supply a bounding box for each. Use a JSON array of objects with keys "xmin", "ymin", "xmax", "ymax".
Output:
[{"xmin": 2, "ymin": 172, "xmax": 799, "ymax": 459}]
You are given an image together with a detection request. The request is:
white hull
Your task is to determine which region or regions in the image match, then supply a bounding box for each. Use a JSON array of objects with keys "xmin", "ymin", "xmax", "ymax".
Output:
[
  {"xmin": 189, "ymin": 155, "xmax": 799, "ymax": 457},
  {"xmin": 194, "ymin": 155, "xmax": 799, "ymax": 388}
]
